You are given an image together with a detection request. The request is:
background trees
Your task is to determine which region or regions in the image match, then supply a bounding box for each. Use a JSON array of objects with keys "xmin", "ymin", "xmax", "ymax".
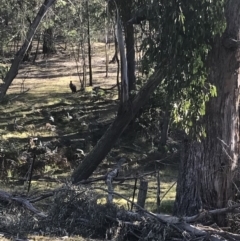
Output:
[{"xmin": 0, "ymin": 0, "xmax": 239, "ymax": 229}]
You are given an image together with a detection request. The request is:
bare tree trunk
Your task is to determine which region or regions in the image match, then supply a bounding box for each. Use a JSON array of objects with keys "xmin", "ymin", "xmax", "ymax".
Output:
[
  {"xmin": 86, "ymin": 0, "xmax": 93, "ymax": 86},
  {"xmin": 111, "ymin": 33, "xmax": 120, "ymax": 98},
  {"xmin": 0, "ymin": 0, "xmax": 56, "ymax": 101},
  {"xmin": 120, "ymin": 0, "xmax": 136, "ymax": 92},
  {"xmin": 116, "ymin": 50, "xmax": 120, "ymax": 99},
  {"xmin": 105, "ymin": 1, "xmax": 109, "ymax": 78},
  {"xmin": 125, "ymin": 23, "xmax": 136, "ymax": 92},
  {"xmin": 174, "ymin": 0, "xmax": 240, "ymax": 226},
  {"xmin": 32, "ymin": 34, "xmax": 41, "ymax": 64},
  {"xmin": 116, "ymin": 11, "xmax": 128, "ymax": 105},
  {"xmin": 71, "ymin": 67, "xmax": 166, "ymax": 183},
  {"xmin": 82, "ymin": 43, "xmax": 87, "ymax": 88}
]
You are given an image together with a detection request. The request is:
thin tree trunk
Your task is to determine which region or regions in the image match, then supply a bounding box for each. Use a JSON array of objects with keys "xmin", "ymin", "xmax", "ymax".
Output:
[
  {"xmin": 125, "ymin": 23, "xmax": 136, "ymax": 92},
  {"xmin": 120, "ymin": 0, "xmax": 136, "ymax": 92},
  {"xmin": 156, "ymin": 170, "xmax": 161, "ymax": 213},
  {"xmin": 116, "ymin": 11, "xmax": 128, "ymax": 105},
  {"xmin": 116, "ymin": 50, "xmax": 120, "ymax": 99},
  {"xmin": 174, "ymin": 0, "xmax": 240, "ymax": 226},
  {"xmin": 86, "ymin": 0, "xmax": 93, "ymax": 86},
  {"xmin": 0, "ymin": 0, "xmax": 56, "ymax": 100},
  {"xmin": 71, "ymin": 67, "xmax": 166, "ymax": 183},
  {"xmin": 32, "ymin": 34, "xmax": 41, "ymax": 64},
  {"xmin": 105, "ymin": 1, "xmax": 109, "ymax": 78}
]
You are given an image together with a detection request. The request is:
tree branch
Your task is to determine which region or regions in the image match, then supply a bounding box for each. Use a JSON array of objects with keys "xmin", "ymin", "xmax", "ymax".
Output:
[{"xmin": 0, "ymin": 190, "xmax": 47, "ymax": 217}]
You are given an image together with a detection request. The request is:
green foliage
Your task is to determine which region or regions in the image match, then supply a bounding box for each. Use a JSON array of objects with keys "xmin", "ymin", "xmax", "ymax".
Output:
[
  {"xmin": 138, "ymin": 0, "xmax": 225, "ymax": 138},
  {"xmin": 54, "ymin": 0, "xmax": 105, "ymax": 43},
  {"xmin": 0, "ymin": 0, "xmax": 105, "ymax": 60}
]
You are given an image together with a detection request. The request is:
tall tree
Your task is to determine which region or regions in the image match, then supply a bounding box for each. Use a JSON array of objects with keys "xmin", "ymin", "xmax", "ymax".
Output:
[
  {"xmin": 174, "ymin": 0, "xmax": 240, "ymax": 225},
  {"xmin": 109, "ymin": 0, "xmax": 136, "ymax": 93}
]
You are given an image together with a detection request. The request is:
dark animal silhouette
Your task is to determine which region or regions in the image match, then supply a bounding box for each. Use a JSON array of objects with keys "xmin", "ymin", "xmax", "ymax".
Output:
[{"xmin": 69, "ymin": 81, "xmax": 77, "ymax": 93}]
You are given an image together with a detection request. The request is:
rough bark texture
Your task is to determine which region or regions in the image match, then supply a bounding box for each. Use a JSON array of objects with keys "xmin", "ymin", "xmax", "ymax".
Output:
[
  {"xmin": 174, "ymin": 140, "xmax": 203, "ymax": 215},
  {"xmin": 71, "ymin": 68, "xmax": 165, "ymax": 183},
  {"xmin": 0, "ymin": 0, "xmax": 56, "ymax": 100},
  {"xmin": 174, "ymin": 0, "xmax": 240, "ymax": 225}
]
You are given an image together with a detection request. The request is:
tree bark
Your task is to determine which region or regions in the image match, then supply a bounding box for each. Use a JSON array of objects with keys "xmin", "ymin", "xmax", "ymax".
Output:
[
  {"xmin": 174, "ymin": 140, "xmax": 203, "ymax": 216},
  {"xmin": 125, "ymin": 23, "xmax": 136, "ymax": 92},
  {"xmin": 120, "ymin": 0, "xmax": 136, "ymax": 93},
  {"xmin": 117, "ymin": 11, "xmax": 129, "ymax": 104},
  {"xmin": 86, "ymin": 0, "xmax": 93, "ymax": 86},
  {"xmin": 160, "ymin": 108, "xmax": 171, "ymax": 146},
  {"xmin": 174, "ymin": 0, "xmax": 240, "ymax": 226},
  {"xmin": 105, "ymin": 1, "xmax": 109, "ymax": 77},
  {"xmin": 71, "ymin": 67, "xmax": 166, "ymax": 183},
  {"xmin": 42, "ymin": 27, "xmax": 56, "ymax": 56},
  {"xmin": 0, "ymin": 0, "xmax": 56, "ymax": 101},
  {"xmin": 137, "ymin": 179, "xmax": 148, "ymax": 211}
]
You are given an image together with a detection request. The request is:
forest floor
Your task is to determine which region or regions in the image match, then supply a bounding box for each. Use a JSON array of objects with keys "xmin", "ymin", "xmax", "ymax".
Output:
[{"xmin": 0, "ymin": 42, "xmax": 179, "ymax": 240}]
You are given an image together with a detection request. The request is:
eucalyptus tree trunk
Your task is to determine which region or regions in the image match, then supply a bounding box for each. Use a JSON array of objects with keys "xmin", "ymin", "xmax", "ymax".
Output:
[
  {"xmin": 174, "ymin": 0, "xmax": 240, "ymax": 226},
  {"xmin": 122, "ymin": 0, "xmax": 136, "ymax": 93},
  {"xmin": 0, "ymin": 0, "xmax": 56, "ymax": 101},
  {"xmin": 116, "ymin": 10, "xmax": 129, "ymax": 105}
]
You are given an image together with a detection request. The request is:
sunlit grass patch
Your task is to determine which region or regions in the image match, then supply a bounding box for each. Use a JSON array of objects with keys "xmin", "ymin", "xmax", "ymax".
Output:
[{"xmin": 95, "ymin": 172, "xmax": 177, "ymax": 214}]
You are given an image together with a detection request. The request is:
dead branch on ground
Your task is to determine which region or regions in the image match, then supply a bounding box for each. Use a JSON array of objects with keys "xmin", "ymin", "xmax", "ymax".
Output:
[
  {"xmin": 94, "ymin": 187, "xmax": 240, "ymax": 241},
  {"xmin": 0, "ymin": 190, "xmax": 47, "ymax": 217},
  {"xmin": 76, "ymin": 170, "xmax": 156, "ymax": 184}
]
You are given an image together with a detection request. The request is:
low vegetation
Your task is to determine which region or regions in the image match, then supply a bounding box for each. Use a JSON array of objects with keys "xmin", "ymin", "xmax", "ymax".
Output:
[{"xmin": 0, "ymin": 45, "xmax": 179, "ymax": 240}]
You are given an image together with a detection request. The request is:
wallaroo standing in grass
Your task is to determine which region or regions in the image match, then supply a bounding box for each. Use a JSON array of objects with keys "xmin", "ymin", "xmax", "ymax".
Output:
[{"xmin": 69, "ymin": 81, "xmax": 77, "ymax": 93}]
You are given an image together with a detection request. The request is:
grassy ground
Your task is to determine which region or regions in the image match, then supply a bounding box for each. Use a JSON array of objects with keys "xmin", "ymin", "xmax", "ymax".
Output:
[{"xmin": 0, "ymin": 42, "xmax": 179, "ymax": 240}]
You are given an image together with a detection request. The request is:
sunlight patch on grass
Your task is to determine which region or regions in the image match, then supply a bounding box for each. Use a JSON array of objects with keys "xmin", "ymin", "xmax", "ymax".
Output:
[
  {"xmin": 2, "ymin": 132, "xmax": 31, "ymax": 139},
  {"xmin": 95, "ymin": 178, "xmax": 177, "ymax": 213},
  {"xmin": 28, "ymin": 235, "xmax": 87, "ymax": 241},
  {"xmin": 1, "ymin": 130, "xmax": 57, "ymax": 140}
]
